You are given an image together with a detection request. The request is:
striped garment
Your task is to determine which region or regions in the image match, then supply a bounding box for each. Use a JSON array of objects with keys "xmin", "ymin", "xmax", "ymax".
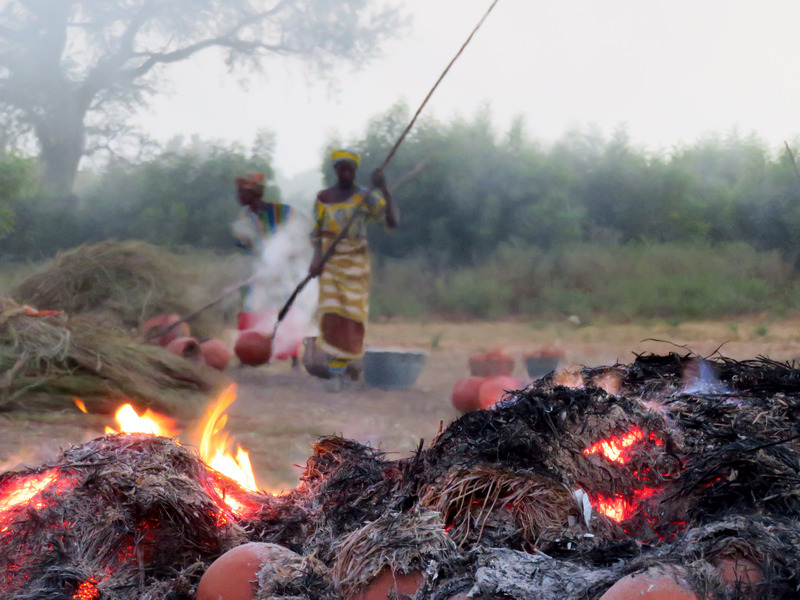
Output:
[{"xmin": 312, "ymin": 187, "xmax": 386, "ymax": 360}]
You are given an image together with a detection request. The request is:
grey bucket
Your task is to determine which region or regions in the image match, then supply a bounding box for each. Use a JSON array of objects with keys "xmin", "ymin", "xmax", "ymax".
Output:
[
  {"xmin": 525, "ymin": 355, "xmax": 560, "ymax": 378},
  {"xmin": 363, "ymin": 349, "xmax": 428, "ymax": 390}
]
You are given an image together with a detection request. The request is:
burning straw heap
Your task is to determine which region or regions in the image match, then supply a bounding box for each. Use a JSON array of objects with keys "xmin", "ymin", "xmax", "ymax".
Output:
[{"xmin": 2, "ymin": 353, "xmax": 800, "ymax": 599}]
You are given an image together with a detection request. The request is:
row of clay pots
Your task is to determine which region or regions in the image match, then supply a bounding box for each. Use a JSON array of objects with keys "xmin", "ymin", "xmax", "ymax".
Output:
[
  {"xmin": 451, "ymin": 375, "xmax": 523, "ymax": 413},
  {"xmin": 195, "ymin": 542, "xmax": 428, "ymax": 600},
  {"xmin": 165, "ymin": 337, "xmax": 231, "ymax": 371},
  {"xmin": 468, "ymin": 348, "xmax": 565, "ymax": 377},
  {"xmin": 196, "ymin": 542, "xmax": 764, "ymax": 600},
  {"xmin": 141, "ymin": 314, "xmax": 230, "ymax": 371}
]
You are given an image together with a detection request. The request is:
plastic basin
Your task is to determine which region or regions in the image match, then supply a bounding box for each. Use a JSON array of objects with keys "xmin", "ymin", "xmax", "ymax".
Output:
[
  {"xmin": 525, "ymin": 355, "xmax": 560, "ymax": 378},
  {"xmin": 364, "ymin": 349, "xmax": 428, "ymax": 390}
]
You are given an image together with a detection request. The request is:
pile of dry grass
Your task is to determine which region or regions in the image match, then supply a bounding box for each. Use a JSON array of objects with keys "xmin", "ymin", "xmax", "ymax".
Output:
[
  {"xmin": 13, "ymin": 241, "xmax": 192, "ymax": 328},
  {"xmin": 11, "ymin": 240, "xmax": 246, "ymax": 336},
  {"xmin": 0, "ymin": 297, "xmax": 219, "ymax": 416}
]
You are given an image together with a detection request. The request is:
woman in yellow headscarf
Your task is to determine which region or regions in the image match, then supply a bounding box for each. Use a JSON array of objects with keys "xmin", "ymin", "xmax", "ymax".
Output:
[{"xmin": 309, "ymin": 150, "xmax": 398, "ymax": 390}]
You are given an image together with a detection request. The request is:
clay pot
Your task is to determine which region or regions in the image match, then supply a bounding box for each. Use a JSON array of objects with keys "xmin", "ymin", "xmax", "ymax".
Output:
[
  {"xmin": 235, "ymin": 330, "xmax": 272, "ymax": 366},
  {"xmin": 201, "ymin": 339, "xmax": 231, "ymax": 371},
  {"xmin": 141, "ymin": 313, "xmax": 190, "ymax": 346},
  {"xmin": 196, "ymin": 542, "xmax": 300, "ymax": 600},
  {"xmin": 715, "ymin": 556, "xmax": 764, "ymax": 593},
  {"xmin": 598, "ymin": 567, "xmax": 697, "ymax": 600},
  {"xmin": 468, "ymin": 351, "xmax": 515, "ymax": 377},
  {"xmin": 349, "ymin": 568, "xmax": 424, "ymax": 600},
  {"xmin": 451, "ymin": 377, "xmax": 485, "ymax": 413},
  {"xmin": 478, "ymin": 376, "xmax": 523, "ymax": 408},
  {"xmin": 165, "ymin": 336, "xmax": 202, "ymax": 361}
]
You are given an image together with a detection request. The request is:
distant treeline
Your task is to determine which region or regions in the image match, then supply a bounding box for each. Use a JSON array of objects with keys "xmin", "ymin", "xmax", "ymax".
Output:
[
  {"xmin": 3, "ymin": 105, "xmax": 800, "ymax": 262},
  {"xmin": 2, "ymin": 106, "xmax": 800, "ymax": 319}
]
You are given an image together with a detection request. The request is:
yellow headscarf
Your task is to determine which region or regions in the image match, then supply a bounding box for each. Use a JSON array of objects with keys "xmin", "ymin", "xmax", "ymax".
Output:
[{"xmin": 331, "ymin": 149, "xmax": 361, "ymax": 167}]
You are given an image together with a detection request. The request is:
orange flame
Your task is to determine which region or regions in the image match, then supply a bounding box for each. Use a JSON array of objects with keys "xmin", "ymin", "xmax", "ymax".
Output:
[
  {"xmin": 104, "ymin": 404, "xmax": 178, "ymax": 437},
  {"xmin": 87, "ymin": 386, "xmax": 263, "ymax": 517},
  {"xmin": 198, "ymin": 385, "xmax": 258, "ymax": 493}
]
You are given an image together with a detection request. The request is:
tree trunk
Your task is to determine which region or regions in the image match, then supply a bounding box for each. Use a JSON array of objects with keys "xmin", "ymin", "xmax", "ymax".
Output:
[{"xmin": 35, "ymin": 101, "xmax": 87, "ymax": 194}]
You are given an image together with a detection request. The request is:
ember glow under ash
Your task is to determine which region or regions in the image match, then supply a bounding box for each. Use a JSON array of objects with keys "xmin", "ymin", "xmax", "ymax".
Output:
[
  {"xmin": 582, "ymin": 427, "xmax": 667, "ymax": 523},
  {"xmin": 73, "ymin": 580, "xmax": 99, "ymax": 600},
  {"xmin": 583, "ymin": 426, "xmax": 664, "ymax": 465},
  {"xmin": 0, "ymin": 470, "xmax": 60, "ymax": 531}
]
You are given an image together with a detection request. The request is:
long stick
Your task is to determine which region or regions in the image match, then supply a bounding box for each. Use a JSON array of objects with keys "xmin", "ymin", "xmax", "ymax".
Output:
[
  {"xmin": 378, "ymin": 0, "xmax": 502, "ymax": 171},
  {"xmin": 275, "ymin": 0, "xmax": 501, "ymax": 331},
  {"xmin": 274, "ymin": 158, "xmax": 430, "ymax": 326}
]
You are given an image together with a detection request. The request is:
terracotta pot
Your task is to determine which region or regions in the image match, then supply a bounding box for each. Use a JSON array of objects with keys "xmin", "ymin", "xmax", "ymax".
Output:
[
  {"xmin": 165, "ymin": 336, "xmax": 201, "ymax": 361},
  {"xmin": 715, "ymin": 556, "xmax": 764, "ymax": 593},
  {"xmin": 196, "ymin": 542, "xmax": 300, "ymax": 600},
  {"xmin": 348, "ymin": 568, "xmax": 424, "ymax": 600},
  {"xmin": 468, "ymin": 351, "xmax": 514, "ymax": 377},
  {"xmin": 598, "ymin": 567, "xmax": 697, "ymax": 600},
  {"xmin": 451, "ymin": 377, "xmax": 485, "ymax": 413},
  {"xmin": 201, "ymin": 339, "xmax": 231, "ymax": 371},
  {"xmin": 478, "ymin": 376, "xmax": 523, "ymax": 408},
  {"xmin": 141, "ymin": 313, "xmax": 190, "ymax": 346},
  {"xmin": 235, "ymin": 330, "xmax": 272, "ymax": 366}
]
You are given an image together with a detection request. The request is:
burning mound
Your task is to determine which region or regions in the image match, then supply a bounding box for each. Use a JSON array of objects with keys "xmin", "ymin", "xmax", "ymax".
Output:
[{"xmin": 3, "ymin": 353, "xmax": 800, "ymax": 599}]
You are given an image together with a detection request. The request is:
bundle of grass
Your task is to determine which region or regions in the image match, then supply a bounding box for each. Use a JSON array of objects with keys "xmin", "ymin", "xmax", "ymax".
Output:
[
  {"xmin": 331, "ymin": 508, "xmax": 458, "ymax": 600},
  {"xmin": 13, "ymin": 241, "xmax": 191, "ymax": 327},
  {"xmin": 418, "ymin": 465, "xmax": 586, "ymax": 550},
  {"xmin": 11, "ymin": 241, "xmax": 243, "ymax": 335},
  {"xmin": 0, "ymin": 434, "xmax": 273, "ymax": 600},
  {"xmin": 0, "ymin": 297, "xmax": 219, "ymax": 416}
]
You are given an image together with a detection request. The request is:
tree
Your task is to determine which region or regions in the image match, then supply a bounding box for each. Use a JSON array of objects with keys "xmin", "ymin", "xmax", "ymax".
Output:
[{"xmin": 0, "ymin": 0, "xmax": 403, "ymax": 193}]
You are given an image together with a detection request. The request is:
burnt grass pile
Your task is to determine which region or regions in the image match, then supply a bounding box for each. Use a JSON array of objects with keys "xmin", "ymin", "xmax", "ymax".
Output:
[{"xmin": 2, "ymin": 353, "xmax": 800, "ymax": 599}]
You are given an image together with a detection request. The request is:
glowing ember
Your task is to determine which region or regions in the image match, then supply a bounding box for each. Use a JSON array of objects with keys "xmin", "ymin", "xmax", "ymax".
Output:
[
  {"xmin": 0, "ymin": 470, "xmax": 58, "ymax": 515},
  {"xmin": 554, "ymin": 369, "xmax": 584, "ymax": 389},
  {"xmin": 0, "ymin": 470, "xmax": 60, "ymax": 531},
  {"xmin": 198, "ymin": 385, "xmax": 258, "ymax": 493},
  {"xmin": 592, "ymin": 487, "xmax": 660, "ymax": 523},
  {"xmin": 584, "ymin": 427, "xmax": 645, "ymax": 464},
  {"xmin": 73, "ymin": 581, "xmax": 99, "ymax": 600},
  {"xmin": 594, "ymin": 495, "xmax": 633, "ymax": 522},
  {"xmin": 105, "ymin": 404, "xmax": 178, "ymax": 437},
  {"xmin": 73, "ymin": 398, "xmax": 88, "ymax": 413}
]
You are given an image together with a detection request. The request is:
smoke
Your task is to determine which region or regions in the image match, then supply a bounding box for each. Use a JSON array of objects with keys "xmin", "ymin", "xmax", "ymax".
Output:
[{"xmin": 245, "ymin": 216, "xmax": 318, "ymax": 359}]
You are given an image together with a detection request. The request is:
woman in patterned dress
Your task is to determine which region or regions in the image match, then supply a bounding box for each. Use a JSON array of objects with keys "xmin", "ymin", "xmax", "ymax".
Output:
[{"xmin": 309, "ymin": 150, "xmax": 398, "ymax": 389}]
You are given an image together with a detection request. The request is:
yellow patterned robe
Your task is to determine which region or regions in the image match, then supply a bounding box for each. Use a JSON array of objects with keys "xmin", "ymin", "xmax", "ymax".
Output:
[{"xmin": 312, "ymin": 187, "xmax": 386, "ymax": 360}]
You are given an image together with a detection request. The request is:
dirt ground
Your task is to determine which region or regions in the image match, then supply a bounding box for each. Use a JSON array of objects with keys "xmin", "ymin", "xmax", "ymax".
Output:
[{"xmin": 3, "ymin": 317, "xmax": 800, "ymax": 492}]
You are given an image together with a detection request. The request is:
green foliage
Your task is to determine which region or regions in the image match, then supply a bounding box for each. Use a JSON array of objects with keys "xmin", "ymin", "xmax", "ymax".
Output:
[
  {"xmin": 372, "ymin": 242, "xmax": 800, "ymax": 321},
  {"xmin": 0, "ymin": 138, "xmax": 278, "ymax": 257},
  {"xmin": 0, "ymin": 154, "xmax": 35, "ymax": 239}
]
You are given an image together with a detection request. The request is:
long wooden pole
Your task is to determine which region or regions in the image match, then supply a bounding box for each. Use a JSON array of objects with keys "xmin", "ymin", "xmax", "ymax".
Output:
[{"xmin": 274, "ymin": 0, "xmax": 502, "ymax": 331}]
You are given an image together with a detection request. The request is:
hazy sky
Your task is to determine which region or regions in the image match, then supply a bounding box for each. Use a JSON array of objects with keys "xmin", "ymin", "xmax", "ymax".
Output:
[{"xmin": 136, "ymin": 0, "xmax": 800, "ymax": 179}]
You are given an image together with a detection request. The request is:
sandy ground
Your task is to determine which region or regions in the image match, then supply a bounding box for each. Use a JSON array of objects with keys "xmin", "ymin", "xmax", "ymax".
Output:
[{"xmin": 3, "ymin": 317, "xmax": 800, "ymax": 491}]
